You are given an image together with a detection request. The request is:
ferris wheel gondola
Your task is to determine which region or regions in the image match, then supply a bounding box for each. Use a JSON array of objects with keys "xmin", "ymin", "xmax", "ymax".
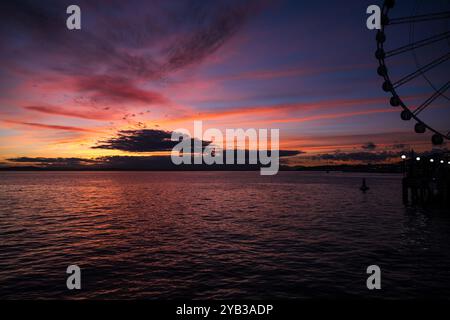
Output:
[{"xmin": 375, "ymin": 0, "xmax": 450, "ymax": 145}]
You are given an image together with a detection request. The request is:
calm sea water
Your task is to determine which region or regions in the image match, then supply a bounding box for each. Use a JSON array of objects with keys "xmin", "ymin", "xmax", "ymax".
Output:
[{"xmin": 0, "ymin": 171, "xmax": 450, "ymax": 299}]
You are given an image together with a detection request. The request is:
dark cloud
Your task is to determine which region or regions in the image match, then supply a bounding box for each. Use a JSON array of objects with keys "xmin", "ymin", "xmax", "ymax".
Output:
[
  {"xmin": 279, "ymin": 150, "xmax": 303, "ymax": 157},
  {"xmin": 92, "ymin": 128, "xmax": 303, "ymax": 156},
  {"xmin": 214, "ymin": 149, "xmax": 302, "ymax": 159},
  {"xmin": 0, "ymin": 0, "xmax": 260, "ymax": 87},
  {"xmin": 0, "ymin": 0, "xmax": 263, "ymax": 122},
  {"xmin": 7, "ymin": 157, "xmax": 98, "ymax": 166},
  {"xmin": 6, "ymin": 152, "xmax": 299, "ymax": 170},
  {"xmin": 0, "ymin": 0, "xmax": 65, "ymax": 37},
  {"xmin": 75, "ymin": 76, "xmax": 169, "ymax": 105},
  {"xmin": 314, "ymin": 151, "xmax": 402, "ymax": 162},
  {"xmin": 92, "ymin": 129, "xmax": 211, "ymax": 152},
  {"xmin": 163, "ymin": 1, "xmax": 257, "ymax": 72},
  {"xmin": 0, "ymin": 0, "xmax": 261, "ymax": 119},
  {"xmin": 391, "ymin": 143, "xmax": 407, "ymax": 150},
  {"xmin": 361, "ymin": 142, "xmax": 377, "ymax": 150},
  {"xmin": 6, "ymin": 156, "xmax": 176, "ymax": 169},
  {"xmin": 0, "ymin": 162, "xmax": 9, "ymax": 168},
  {"xmin": 304, "ymin": 147, "xmax": 450, "ymax": 164}
]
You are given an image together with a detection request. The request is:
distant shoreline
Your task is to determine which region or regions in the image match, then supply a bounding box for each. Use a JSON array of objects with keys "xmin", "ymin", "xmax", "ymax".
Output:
[{"xmin": 0, "ymin": 163, "xmax": 403, "ymax": 174}]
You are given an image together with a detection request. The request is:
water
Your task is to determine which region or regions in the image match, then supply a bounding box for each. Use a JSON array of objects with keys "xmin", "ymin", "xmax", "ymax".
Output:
[{"xmin": 0, "ymin": 171, "xmax": 449, "ymax": 299}]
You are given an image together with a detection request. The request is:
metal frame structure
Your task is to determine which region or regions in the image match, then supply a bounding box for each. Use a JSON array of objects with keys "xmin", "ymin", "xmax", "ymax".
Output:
[{"xmin": 375, "ymin": 0, "xmax": 450, "ymax": 145}]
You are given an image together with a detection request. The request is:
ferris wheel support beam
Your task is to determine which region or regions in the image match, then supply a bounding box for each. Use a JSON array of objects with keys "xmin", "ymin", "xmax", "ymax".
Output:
[
  {"xmin": 386, "ymin": 11, "xmax": 450, "ymax": 25},
  {"xmin": 413, "ymin": 81, "xmax": 450, "ymax": 116},
  {"xmin": 393, "ymin": 52, "xmax": 450, "ymax": 88},
  {"xmin": 385, "ymin": 31, "xmax": 450, "ymax": 58},
  {"xmin": 376, "ymin": 0, "xmax": 450, "ymax": 145}
]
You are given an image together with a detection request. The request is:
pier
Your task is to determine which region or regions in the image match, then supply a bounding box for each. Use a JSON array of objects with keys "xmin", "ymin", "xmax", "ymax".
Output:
[{"xmin": 402, "ymin": 151, "xmax": 450, "ymax": 207}]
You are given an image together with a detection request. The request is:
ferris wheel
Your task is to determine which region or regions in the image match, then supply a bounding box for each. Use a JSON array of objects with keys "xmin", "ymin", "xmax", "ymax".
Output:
[{"xmin": 375, "ymin": 0, "xmax": 450, "ymax": 145}]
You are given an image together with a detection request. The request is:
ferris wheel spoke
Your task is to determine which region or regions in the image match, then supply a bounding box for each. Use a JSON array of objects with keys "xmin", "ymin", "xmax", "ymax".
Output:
[
  {"xmin": 387, "ymin": 11, "xmax": 450, "ymax": 25},
  {"xmin": 385, "ymin": 31, "xmax": 450, "ymax": 58},
  {"xmin": 413, "ymin": 81, "xmax": 450, "ymax": 116},
  {"xmin": 393, "ymin": 52, "xmax": 450, "ymax": 88}
]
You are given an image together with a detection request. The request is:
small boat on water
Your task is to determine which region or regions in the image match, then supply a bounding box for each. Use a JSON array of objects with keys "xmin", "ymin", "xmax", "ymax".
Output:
[{"xmin": 360, "ymin": 178, "xmax": 369, "ymax": 192}]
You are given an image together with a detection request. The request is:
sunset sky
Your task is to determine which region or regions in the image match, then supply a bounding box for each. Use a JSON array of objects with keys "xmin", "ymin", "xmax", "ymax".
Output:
[{"xmin": 0, "ymin": 0, "xmax": 449, "ymax": 168}]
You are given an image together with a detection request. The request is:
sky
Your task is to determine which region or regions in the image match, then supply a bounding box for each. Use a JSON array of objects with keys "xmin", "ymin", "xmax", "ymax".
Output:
[{"xmin": 0, "ymin": 0, "xmax": 449, "ymax": 168}]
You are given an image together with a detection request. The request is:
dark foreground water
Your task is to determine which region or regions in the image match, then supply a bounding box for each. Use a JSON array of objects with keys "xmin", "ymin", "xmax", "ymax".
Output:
[{"xmin": 1, "ymin": 171, "xmax": 450, "ymax": 299}]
